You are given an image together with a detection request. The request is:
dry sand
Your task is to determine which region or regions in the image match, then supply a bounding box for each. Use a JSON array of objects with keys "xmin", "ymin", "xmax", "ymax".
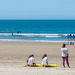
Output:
[{"xmin": 0, "ymin": 42, "xmax": 75, "ymax": 75}]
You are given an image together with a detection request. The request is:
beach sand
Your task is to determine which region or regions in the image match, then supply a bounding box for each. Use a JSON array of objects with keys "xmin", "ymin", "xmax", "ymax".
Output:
[{"xmin": 0, "ymin": 42, "xmax": 75, "ymax": 75}]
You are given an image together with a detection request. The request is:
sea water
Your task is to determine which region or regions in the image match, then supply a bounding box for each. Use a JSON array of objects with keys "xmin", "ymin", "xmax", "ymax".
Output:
[{"xmin": 0, "ymin": 20, "xmax": 75, "ymax": 43}]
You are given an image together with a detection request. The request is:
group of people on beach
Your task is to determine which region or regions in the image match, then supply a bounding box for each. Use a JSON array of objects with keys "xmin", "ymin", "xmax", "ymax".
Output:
[
  {"xmin": 67, "ymin": 34, "xmax": 75, "ymax": 39},
  {"xmin": 27, "ymin": 54, "xmax": 48, "ymax": 67},
  {"xmin": 27, "ymin": 43, "xmax": 70, "ymax": 68}
]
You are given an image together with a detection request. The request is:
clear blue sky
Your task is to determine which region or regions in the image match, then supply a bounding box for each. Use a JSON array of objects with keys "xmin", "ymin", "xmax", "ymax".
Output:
[{"xmin": 0, "ymin": 0, "xmax": 75, "ymax": 20}]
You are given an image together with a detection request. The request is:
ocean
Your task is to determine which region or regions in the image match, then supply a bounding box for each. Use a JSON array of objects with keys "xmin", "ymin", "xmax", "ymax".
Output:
[{"xmin": 0, "ymin": 20, "xmax": 75, "ymax": 43}]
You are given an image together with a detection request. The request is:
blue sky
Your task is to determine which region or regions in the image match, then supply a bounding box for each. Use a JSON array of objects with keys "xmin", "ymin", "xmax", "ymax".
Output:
[{"xmin": 0, "ymin": 0, "xmax": 75, "ymax": 19}]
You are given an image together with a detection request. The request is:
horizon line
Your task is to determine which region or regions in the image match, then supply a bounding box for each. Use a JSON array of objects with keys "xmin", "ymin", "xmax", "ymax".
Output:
[{"xmin": 0, "ymin": 19, "xmax": 75, "ymax": 20}]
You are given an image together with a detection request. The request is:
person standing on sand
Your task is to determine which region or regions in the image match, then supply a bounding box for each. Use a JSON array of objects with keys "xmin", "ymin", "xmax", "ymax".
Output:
[{"xmin": 61, "ymin": 43, "xmax": 70, "ymax": 68}]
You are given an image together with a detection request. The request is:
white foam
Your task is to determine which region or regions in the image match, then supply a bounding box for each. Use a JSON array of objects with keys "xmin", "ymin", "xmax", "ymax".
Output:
[
  {"xmin": 0, "ymin": 33, "xmax": 12, "ymax": 36},
  {"xmin": 0, "ymin": 33, "xmax": 62, "ymax": 38},
  {"xmin": 13, "ymin": 33, "xmax": 64, "ymax": 37},
  {"xmin": 13, "ymin": 33, "xmax": 59, "ymax": 36},
  {"xmin": 0, "ymin": 39, "xmax": 75, "ymax": 43},
  {"xmin": 0, "ymin": 33, "xmax": 74, "ymax": 36},
  {"xmin": 45, "ymin": 36, "xmax": 61, "ymax": 37}
]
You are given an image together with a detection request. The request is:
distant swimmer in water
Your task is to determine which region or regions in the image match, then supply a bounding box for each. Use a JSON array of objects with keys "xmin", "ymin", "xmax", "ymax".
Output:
[
  {"xmin": 67, "ymin": 34, "xmax": 72, "ymax": 39},
  {"xmin": 17, "ymin": 31, "xmax": 21, "ymax": 34},
  {"xmin": 67, "ymin": 34, "xmax": 70, "ymax": 39},
  {"xmin": 12, "ymin": 32, "xmax": 13, "ymax": 36},
  {"xmin": 73, "ymin": 34, "xmax": 75, "ymax": 39},
  {"xmin": 69, "ymin": 34, "xmax": 72, "ymax": 38},
  {"xmin": 67, "ymin": 34, "xmax": 75, "ymax": 39}
]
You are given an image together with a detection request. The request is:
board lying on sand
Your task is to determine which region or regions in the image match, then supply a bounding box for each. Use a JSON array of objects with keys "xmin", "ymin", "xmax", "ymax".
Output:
[
  {"xmin": 30, "ymin": 64, "xmax": 57, "ymax": 67},
  {"xmin": 30, "ymin": 64, "xmax": 41, "ymax": 67},
  {"xmin": 35, "ymin": 64, "xmax": 41, "ymax": 67},
  {"xmin": 45, "ymin": 64, "xmax": 57, "ymax": 67}
]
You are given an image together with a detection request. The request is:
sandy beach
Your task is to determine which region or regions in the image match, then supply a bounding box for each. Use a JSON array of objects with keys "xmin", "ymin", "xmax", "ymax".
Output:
[{"xmin": 0, "ymin": 42, "xmax": 75, "ymax": 75}]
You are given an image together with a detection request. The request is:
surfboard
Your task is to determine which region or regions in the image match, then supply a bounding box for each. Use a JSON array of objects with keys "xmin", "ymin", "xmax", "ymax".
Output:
[
  {"xmin": 29, "ymin": 64, "xmax": 41, "ymax": 67},
  {"xmin": 49, "ymin": 64, "xmax": 57, "ymax": 67},
  {"xmin": 35, "ymin": 64, "xmax": 41, "ymax": 67},
  {"xmin": 45, "ymin": 64, "xmax": 57, "ymax": 67},
  {"xmin": 29, "ymin": 64, "xmax": 57, "ymax": 67}
]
